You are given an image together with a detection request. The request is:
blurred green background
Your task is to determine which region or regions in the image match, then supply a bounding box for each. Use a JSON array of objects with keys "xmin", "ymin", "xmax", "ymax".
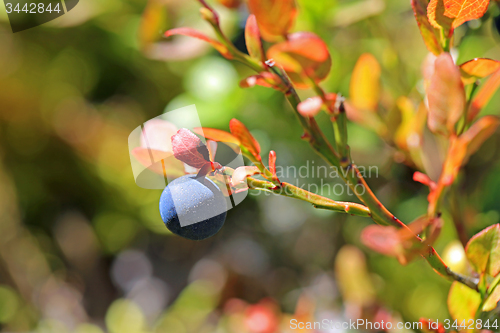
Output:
[{"xmin": 1, "ymin": 0, "xmax": 500, "ymax": 332}]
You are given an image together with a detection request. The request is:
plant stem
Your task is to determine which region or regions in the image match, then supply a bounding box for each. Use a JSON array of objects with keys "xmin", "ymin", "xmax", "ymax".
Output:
[
  {"xmin": 449, "ymin": 185, "xmax": 469, "ymax": 247},
  {"xmin": 283, "ymin": 82, "xmax": 478, "ymax": 290},
  {"xmin": 204, "ymin": 15, "xmax": 479, "ymax": 290},
  {"xmin": 247, "ymin": 177, "xmax": 372, "ymax": 217}
]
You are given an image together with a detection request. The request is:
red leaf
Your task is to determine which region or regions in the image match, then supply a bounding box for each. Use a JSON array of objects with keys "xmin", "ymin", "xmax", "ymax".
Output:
[
  {"xmin": 171, "ymin": 128, "xmax": 211, "ymax": 169},
  {"xmin": 297, "ymin": 97, "xmax": 324, "ymax": 117},
  {"xmin": 442, "ymin": 0, "xmax": 490, "ymax": 29},
  {"xmin": 460, "ymin": 58, "xmax": 500, "ymax": 84},
  {"xmin": 420, "ymin": 318, "xmax": 447, "ymax": 333},
  {"xmin": 426, "ymin": 53, "xmax": 466, "ymax": 136},
  {"xmin": 164, "ymin": 28, "xmax": 233, "ymax": 59},
  {"xmin": 361, "ymin": 225, "xmax": 401, "ymax": 257},
  {"xmin": 217, "ymin": 0, "xmax": 241, "ymax": 9},
  {"xmin": 247, "ymin": 0, "xmax": 297, "ymax": 41},
  {"xmin": 266, "ymin": 32, "xmax": 332, "ymax": 89},
  {"xmin": 269, "ymin": 151, "xmax": 277, "ymax": 176},
  {"xmin": 413, "ymin": 171, "xmax": 437, "ymax": 191},
  {"xmin": 430, "ymin": 116, "xmax": 499, "ymax": 205},
  {"xmin": 239, "ymin": 72, "xmax": 286, "ymax": 92},
  {"xmin": 229, "ymin": 119, "xmax": 261, "ymax": 160},
  {"xmin": 468, "ymin": 69, "xmax": 500, "ymax": 121},
  {"xmin": 412, "ymin": 0, "xmax": 443, "ymax": 55},
  {"xmin": 245, "ymin": 15, "xmax": 265, "ymax": 63}
]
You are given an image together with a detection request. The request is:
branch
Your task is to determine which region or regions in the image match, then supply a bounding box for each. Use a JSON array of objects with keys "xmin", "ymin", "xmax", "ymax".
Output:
[
  {"xmin": 247, "ymin": 177, "xmax": 372, "ymax": 217},
  {"xmin": 280, "ymin": 74, "xmax": 478, "ymax": 291},
  {"xmin": 192, "ymin": 1, "xmax": 478, "ymax": 291}
]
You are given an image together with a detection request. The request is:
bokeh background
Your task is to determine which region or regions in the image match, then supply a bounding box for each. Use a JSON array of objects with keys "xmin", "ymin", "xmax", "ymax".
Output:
[{"xmin": 1, "ymin": 0, "xmax": 500, "ymax": 332}]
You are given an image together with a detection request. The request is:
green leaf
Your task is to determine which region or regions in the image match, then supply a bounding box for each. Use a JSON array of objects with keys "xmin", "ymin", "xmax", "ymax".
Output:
[
  {"xmin": 465, "ymin": 224, "xmax": 500, "ymax": 276},
  {"xmin": 447, "ymin": 281, "xmax": 481, "ymax": 326},
  {"xmin": 483, "ymin": 283, "xmax": 500, "ymax": 312},
  {"xmin": 411, "ymin": 0, "xmax": 443, "ymax": 55}
]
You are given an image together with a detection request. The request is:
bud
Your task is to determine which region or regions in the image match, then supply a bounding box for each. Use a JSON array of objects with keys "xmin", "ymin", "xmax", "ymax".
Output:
[{"xmin": 200, "ymin": 7, "xmax": 218, "ymax": 26}]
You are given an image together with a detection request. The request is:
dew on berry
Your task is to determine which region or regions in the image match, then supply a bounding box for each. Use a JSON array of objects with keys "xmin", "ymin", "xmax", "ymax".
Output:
[{"xmin": 159, "ymin": 175, "xmax": 227, "ymax": 240}]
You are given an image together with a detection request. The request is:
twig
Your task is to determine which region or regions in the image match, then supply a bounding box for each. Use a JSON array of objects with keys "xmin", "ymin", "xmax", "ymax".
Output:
[{"xmin": 247, "ymin": 177, "xmax": 372, "ymax": 217}]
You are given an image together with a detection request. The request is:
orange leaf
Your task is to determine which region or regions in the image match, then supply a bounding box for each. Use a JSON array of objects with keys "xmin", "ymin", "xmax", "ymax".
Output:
[
  {"xmin": 216, "ymin": 0, "xmax": 241, "ymax": 9},
  {"xmin": 426, "ymin": 53, "xmax": 465, "ymax": 136},
  {"xmin": 412, "ymin": 0, "xmax": 444, "ymax": 55},
  {"xmin": 245, "ymin": 15, "xmax": 265, "ymax": 63},
  {"xmin": 427, "ymin": 0, "xmax": 454, "ymax": 34},
  {"xmin": 442, "ymin": 0, "xmax": 490, "ymax": 29},
  {"xmin": 420, "ymin": 318, "xmax": 447, "ymax": 333},
  {"xmin": 432, "ymin": 116, "xmax": 499, "ymax": 202},
  {"xmin": 468, "ymin": 69, "xmax": 500, "ymax": 121},
  {"xmin": 267, "ymin": 32, "xmax": 332, "ymax": 89},
  {"xmin": 139, "ymin": 0, "xmax": 169, "ymax": 50},
  {"xmin": 460, "ymin": 115, "xmax": 500, "ymax": 162},
  {"xmin": 239, "ymin": 72, "xmax": 287, "ymax": 92},
  {"xmin": 268, "ymin": 151, "xmax": 277, "ymax": 176},
  {"xmin": 247, "ymin": 0, "xmax": 297, "ymax": 41},
  {"xmin": 193, "ymin": 127, "xmax": 241, "ymax": 146},
  {"xmin": 164, "ymin": 28, "xmax": 233, "ymax": 59},
  {"xmin": 229, "ymin": 119, "xmax": 261, "ymax": 160},
  {"xmin": 413, "ymin": 171, "xmax": 437, "ymax": 190},
  {"xmin": 349, "ymin": 53, "xmax": 381, "ymax": 112},
  {"xmin": 460, "ymin": 58, "xmax": 500, "ymax": 84}
]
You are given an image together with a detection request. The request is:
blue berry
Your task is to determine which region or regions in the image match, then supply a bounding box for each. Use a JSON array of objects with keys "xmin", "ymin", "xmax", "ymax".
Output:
[{"xmin": 159, "ymin": 175, "xmax": 227, "ymax": 240}]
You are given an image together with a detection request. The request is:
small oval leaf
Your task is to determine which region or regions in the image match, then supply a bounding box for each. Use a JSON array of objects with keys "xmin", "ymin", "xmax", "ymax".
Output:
[
  {"xmin": 171, "ymin": 129, "xmax": 211, "ymax": 169},
  {"xmin": 245, "ymin": 15, "xmax": 265, "ymax": 62},
  {"xmin": 229, "ymin": 119, "xmax": 261, "ymax": 159},
  {"xmin": 350, "ymin": 53, "xmax": 381, "ymax": 112},
  {"xmin": 164, "ymin": 28, "xmax": 232, "ymax": 59},
  {"xmin": 411, "ymin": 0, "xmax": 443, "ymax": 55},
  {"xmin": 426, "ymin": 53, "xmax": 466, "ymax": 135},
  {"xmin": 465, "ymin": 223, "xmax": 500, "ymax": 276},
  {"xmin": 266, "ymin": 32, "xmax": 332, "ymax": 89},
  {"xmin": 460, "ymin": 58, "xmax": 500, "ymax": 84},
  {"xmin": 247, "ymin": 0, "xmax": 297, "ymax": 41}
]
